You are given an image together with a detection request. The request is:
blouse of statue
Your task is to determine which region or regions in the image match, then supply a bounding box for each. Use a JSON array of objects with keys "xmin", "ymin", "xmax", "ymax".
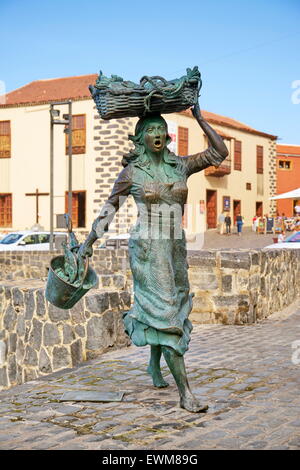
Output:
[{"xmin": 79, "ymin": 103, "xmax": 228, "ymax": 412}]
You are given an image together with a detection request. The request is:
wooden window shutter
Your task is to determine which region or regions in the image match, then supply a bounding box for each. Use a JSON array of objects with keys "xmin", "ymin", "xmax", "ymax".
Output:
[
  {"xmin": 256, "ymin": 145, "xmax": 264, "ymax": 174},
  {"xmin": 234, "ymin": 140, "xmax": 242, "ymax": 171},
  {"xmin": 178, "ymin": 127, "xmax": 188, "ymax": 156},
  {"xmin": 0, "ymin": 121, "xmax": 11, "ymax": 158},
  {"xmin": 0, "ymin": 194, "xmax": 12, "ymax": 227},
  {"xmin": 65, "ymin": 192, "xmax": 79, "ymax": 228},
  {"xmin": 65, "ymin": 114, "xmax": 86, "ymax": 155}
]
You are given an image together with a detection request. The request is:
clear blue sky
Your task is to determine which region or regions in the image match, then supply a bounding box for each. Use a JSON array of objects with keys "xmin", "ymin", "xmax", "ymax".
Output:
[{"xmin": 1, "ymin": 0, "xmax": 299, "ymax": 143}]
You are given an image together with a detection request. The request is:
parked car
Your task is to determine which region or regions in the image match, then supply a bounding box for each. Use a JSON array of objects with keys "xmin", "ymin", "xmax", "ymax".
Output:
[
  {"xmin": 99, "ymin": 233, "xmax": 130, "ymax": 249},
  {"xmin": 0, "ymin": 231, "xmax": 67, "ymax": 251},
  {"xmin": 263, "ymin": 231, "xmax": 300, "ymax": 250}
]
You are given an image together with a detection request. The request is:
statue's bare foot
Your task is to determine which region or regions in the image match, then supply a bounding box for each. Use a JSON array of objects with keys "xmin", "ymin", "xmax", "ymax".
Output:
[
  {"xmin": 180, "ymin": 393, "xmax": 208, "ymax": 413},
  {"xmin": 147, "ymin": 366, "xmax": 169, "ymax": 388}
]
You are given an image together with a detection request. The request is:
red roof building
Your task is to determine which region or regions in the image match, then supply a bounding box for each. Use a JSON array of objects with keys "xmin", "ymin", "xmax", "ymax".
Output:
[{"xmin": 276, "ymin": 144, "xmax": 300, "ymax": 216}]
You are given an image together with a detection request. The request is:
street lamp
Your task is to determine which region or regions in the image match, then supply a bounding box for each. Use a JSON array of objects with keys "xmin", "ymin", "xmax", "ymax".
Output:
[{"xmin": 49, "ymin": 100, "xmax": 73, "ymax": 251}]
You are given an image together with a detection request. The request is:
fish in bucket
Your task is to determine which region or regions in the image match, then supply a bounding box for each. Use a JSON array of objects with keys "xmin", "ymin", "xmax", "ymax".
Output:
[{"xmin": 45, "ymin": 214, "xmax": 97, "ymax": 309}]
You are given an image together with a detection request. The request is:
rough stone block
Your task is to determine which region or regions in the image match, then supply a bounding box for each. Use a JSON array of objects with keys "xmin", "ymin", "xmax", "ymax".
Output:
[
  {"xmin": 70, "ymin": 299, "xmax": 85, "ymax": 323},
  {"xmin": 8, "ymin": 333, "xmax": 17, "ymax": 353},
  {"xmin": 16, "ymin": 314, "xmax": 26, "ymax": 337},
  {"xmin": 53, "ymin": 346, "xmax": 70, "ymax": 370},
  {"xmin": 222, "ymin": 275, "xmax": 232, "ymax": 293},
  {"xmin": 63, "ymin": 324, "xmax": 75, "ymax": 344},
  {"xmin": 85, "ymin": 292, "xmax": 109, "ymax": 314},
  {"xmin": 24, "ymin": 345, "xmax": 38, "ymax": 366},
  {"xmin": 188, "ymin": 251, "xmax": 217, "ymax": 267},
  {"xmin": 39, "ymin": 348, "xmax": 52, "ymax": 374},
  {"xmin": 75, "ymin": 325, "xmax": 86, "ymax": 338},
  {"xmin": 191, "ymin": 273, "xmax": 218, "ymax": 290},
  {"xmin": 48, "ymin": 303, "xmax": 70, "ymax": 322},
  {"xmin": 86, "ymin": 312, "xmax": 115, "ymax": 351},
  {"xmin": 12, "ymin": 288, "xmax": 24, "ymax": 308},
  {"xmin": 3, "ymin": 305, "xmax": 17, "ymax": 332},
  {"xmin": 71, "ymin": 339, "xmax": 83, "ymax": 367},
  {"xmin": 44, "ymin": 323, "xmax": 60, "ymax": 346},
  {"xmin": 24, "ymin": 290, "xmax": 36, "ymax": 320},
  {"xmin": 220, "ymin": 252, "xmax": 251, "ymax": 270},
  {"xmin": 36, "ymin": 289, "xmax": 46, "ymax": 317},
  {"xmin": 8, "ymin": 354, "xmax": 17, "ymax": 383},
  {"xmin": 28, "ymin": 318, "xmax": 43, "ymax": 350},
  {"xmin": 0, "ymin": 367, "xmax": 8, "ymax": 387},
  {"xmin": 109, "ymin": 292, "xmax": 120, "ymax": 309}
]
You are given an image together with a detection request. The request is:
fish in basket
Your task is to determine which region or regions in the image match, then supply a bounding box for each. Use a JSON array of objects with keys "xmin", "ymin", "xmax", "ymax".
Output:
[
  {"xmin": 45, "ymin": 214, "xmax": 97, "ymax": 310},
  {"xmin": 89, "ymin": 66, "xmax": 202, "ymax": 120}
]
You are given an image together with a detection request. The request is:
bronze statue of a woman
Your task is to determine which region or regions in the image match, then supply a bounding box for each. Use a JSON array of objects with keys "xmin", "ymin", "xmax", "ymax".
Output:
[{"xmin": 79, "ymin": 103, "xmax": 228, "ymax": 412}]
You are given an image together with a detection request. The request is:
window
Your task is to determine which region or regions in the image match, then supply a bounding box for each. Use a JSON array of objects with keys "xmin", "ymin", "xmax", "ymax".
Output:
[
  {"xmin": 23, "ymin": 234, "xmax": 39, "ymax": 245},
  {"xmin": 256, "ymin": 146, "xmax": 264, "ymax": 174},
  {"xmin": 234, "ymin": 140, "xmax": 242, "ymax": 171},
  {"xmin": 246, "ymin": 183, "xmax": 251, "ymax": 190},
  {"xmin": 38, "ymin": 234, "xmax": 50, "ymax": 243},
  {"xmin": 278, "ymin": 160, "xmax": 292, "ymax": 170},
  {"xmin": 0, "ymin": 121, "xmax": 11, "ymax": 158},
  {"xmin": 0, "ymin": 194, "xmax": 12, "ymax": 227},
  {"xmin": 178, "ymin": 127, "xmax": 188, "ymax": 156},
  {"xmin": 65, "ymin": 114, "xmax": 86, "ymax": 154}
]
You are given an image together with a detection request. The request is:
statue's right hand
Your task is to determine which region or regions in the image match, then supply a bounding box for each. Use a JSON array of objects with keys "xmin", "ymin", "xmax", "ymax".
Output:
[{"xmin": 78, "ymin": 242, "xmax": 93, "ymax": 259}]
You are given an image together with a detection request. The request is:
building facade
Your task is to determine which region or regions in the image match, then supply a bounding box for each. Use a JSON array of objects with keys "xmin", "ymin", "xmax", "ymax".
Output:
[
  {"xmin": 276, "ymin": 144, "xmax": 300, "ymax": 217},
  {"xmin": 0, "ymin": 74, "xmax": 277, "ymax": 237}
]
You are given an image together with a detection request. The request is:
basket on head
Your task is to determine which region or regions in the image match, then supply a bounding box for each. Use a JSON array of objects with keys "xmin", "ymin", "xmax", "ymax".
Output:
[{"xmin": 89, "ymin": 66, "xmax": 202, "ymax": 120}]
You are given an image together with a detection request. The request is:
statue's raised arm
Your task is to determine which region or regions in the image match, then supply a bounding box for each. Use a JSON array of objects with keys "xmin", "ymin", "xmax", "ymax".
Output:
[{"xmin": 183, "ymin": 101, "xmax": 229, "ymax": 177}]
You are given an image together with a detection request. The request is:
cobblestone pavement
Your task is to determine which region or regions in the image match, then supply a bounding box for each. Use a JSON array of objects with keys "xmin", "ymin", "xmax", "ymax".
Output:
[
  {"xmin": 202, "ymin": 226, "xmax": 276, "ymax": 250},
  {"xmin": 0, "ymin": 302, "xmax": 300, "ymax": 450}
]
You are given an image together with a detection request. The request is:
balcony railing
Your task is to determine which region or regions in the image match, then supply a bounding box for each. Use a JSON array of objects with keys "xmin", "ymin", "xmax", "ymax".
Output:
[{"xmin": 204, "ymin": 156, "xmax": 231, "ymax": 177}]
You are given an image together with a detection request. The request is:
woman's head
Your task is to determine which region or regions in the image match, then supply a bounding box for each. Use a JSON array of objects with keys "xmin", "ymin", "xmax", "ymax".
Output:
[{"xmin": 122, "ymin": 114, "xmax": 172, "ymax": 166}]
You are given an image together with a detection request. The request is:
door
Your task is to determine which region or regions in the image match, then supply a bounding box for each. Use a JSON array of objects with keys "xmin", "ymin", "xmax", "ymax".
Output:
[
  {"xmin": 65, "ymin": 191, "xmax": 86, "ymax": 228},
  {"xmin": 256, "ymin": 201, "xmax": 263, "ymax": 217},
  {"xmin": 233, "ymin": 200, "xmax": 241, "ymax": 224},
  {"xmin": 206, "ymin": 190, "xmax": 217, "ymax": 229}
]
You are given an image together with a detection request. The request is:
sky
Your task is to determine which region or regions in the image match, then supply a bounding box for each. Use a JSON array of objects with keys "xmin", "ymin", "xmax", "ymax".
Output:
[{"xmin": 0, "ymin": 0, "xmax": 300, "ymax": 143}]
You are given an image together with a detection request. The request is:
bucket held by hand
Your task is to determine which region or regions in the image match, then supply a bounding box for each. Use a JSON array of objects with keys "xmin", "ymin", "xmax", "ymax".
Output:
[{"xmin": 45, "ymin": 255, "xmax": 98, "ymax": 310}]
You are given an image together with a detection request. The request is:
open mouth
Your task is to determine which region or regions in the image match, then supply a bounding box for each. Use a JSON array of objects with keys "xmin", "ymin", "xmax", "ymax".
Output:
[{"xmin": 154, "ymin": 139, "xmax": 162, "ymax": 148}]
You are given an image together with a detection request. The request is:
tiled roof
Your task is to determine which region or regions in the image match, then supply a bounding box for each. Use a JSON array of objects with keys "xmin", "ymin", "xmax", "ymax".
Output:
[
  {"xmin": 277, "ymin": 144, "xmax": 300, "ymax": 156},
  {"xmin": 1, "ymin": 74, "xmax": 97, "ymax": 106},
  {"xmin": 180, "ymin": 108, "xmax": 277, "ymax": 140},
  {"xmin": 0, "ymin": 73, "xmax": 277, "ymax": 139}
]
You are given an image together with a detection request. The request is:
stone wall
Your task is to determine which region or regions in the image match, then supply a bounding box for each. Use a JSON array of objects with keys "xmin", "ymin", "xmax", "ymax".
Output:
[
  {"xmin": 0, "ymin": 249, "xmax": 130, "ymax": 291},
  {"xmin": 188, "ymin": 249, "xmax": 300, "ymax": 324},
  {"xmin": 1, "ymin": 247, "xmax": 299, "ymax": 389},
  {"xmin": 0, "ymin": 248, "xmax": 299, "ymax": 325},
  {"xmin": 0, "ymin": 280, "xmax": 131, "ymax": 390}
]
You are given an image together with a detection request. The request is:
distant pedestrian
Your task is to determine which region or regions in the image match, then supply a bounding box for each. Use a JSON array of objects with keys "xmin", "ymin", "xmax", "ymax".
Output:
[
  {"xmin": 218, "ymin": 212, "xmax": 225, "ymax": 235},
  {"xmin": 225, "ymin": 214, "xmax": 231, "ymax": 234},
  {"xmin": 236, "ymin": 213, "xmax": 243, "ymax": 236}
]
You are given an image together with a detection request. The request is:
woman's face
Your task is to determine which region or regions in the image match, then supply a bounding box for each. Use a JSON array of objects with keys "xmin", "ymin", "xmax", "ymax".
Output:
[{"xmin": 143, "ymin": 118, "xmax": 167, "ymax": 154}]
